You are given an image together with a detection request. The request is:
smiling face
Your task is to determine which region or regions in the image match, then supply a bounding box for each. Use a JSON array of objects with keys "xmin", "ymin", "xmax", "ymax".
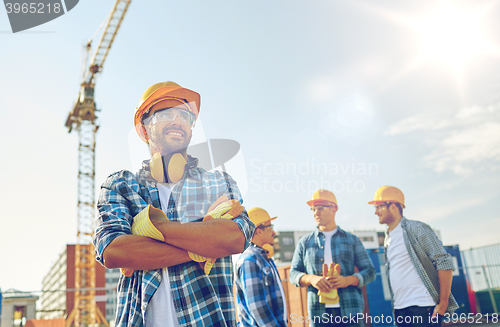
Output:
[
  {"xmin": 144, "ymin": 106, "xmax": 194, "ymax": 156},
  {"xmin": 374, "ymin": 203, "xmax": 399, "ymax": 226}
]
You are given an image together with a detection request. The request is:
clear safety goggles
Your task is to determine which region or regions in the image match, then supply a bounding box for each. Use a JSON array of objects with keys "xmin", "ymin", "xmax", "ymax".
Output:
[
  {"xmin": 310, "ymin": 205, "xmax": 336, "ymax": 212},
  {"xmin": 142, "ymin": 107, "xmax": 196, "ymax": 127},
  {"xmin": 258, "ymin": 224, "xmax": 274, "ymax": 230},
  {"xmin": 374, "ymin": 203, "xmax": 393, "ymax": 210}
]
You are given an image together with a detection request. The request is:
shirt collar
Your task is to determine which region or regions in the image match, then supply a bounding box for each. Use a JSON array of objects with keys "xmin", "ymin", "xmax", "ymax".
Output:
[
  {"xmin": 314, "ymin": 226, "xmax": 344, "ymax": 237},
  {"xmin": 249, "ymin": 243, "xmax": 269, "ymax": 257},
  {"xmin": 400, "ymin": 216, "xmax": 408, "ymax": 229}
]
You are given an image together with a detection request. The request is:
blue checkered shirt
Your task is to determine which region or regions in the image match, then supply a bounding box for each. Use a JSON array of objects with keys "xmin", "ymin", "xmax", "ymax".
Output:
[
  {"xmin": 234, "ymin": 244, "xmax": 287, "ymax": 327},
  {"xmin": 384, "ymin": 217, "xmax": 459, "ymax": 313},
  {"xmin": 93, "ymin": 156, "xmax": 255, "ymax": 327},
  {"xmin": 289, "ymin": 227, "xmax": 376, "ymax": 324}
]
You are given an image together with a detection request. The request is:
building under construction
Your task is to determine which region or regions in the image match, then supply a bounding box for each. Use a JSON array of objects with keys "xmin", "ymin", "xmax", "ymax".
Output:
[{"xmin": 38, "ymin": 246, "xmax": 106, "ymax": 324}]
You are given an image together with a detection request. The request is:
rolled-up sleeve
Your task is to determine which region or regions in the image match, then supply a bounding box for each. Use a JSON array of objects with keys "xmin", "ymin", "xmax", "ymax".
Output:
[
  {"xmin": 93, "ymin": 171, "xmax": 144, "ymax": 266},
  {"xmin": 353, "ymin": 236, "xmax": 376, "ymax": 288},
  {"xmin": 419, "ymin": 224, "xmax": 454, "ymax": 271}
]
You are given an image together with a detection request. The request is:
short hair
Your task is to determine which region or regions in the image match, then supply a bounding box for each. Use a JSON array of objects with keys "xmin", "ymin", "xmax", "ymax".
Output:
[{"xmin": 393, "ymin": 203, "xmax": 403, "ymax": 216}]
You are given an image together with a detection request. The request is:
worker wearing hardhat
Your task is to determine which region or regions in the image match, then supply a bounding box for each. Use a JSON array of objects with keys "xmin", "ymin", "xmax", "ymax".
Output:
[
  {"xmin": 134, "ymin": 81, "xmax": 201, "ymax": 157},
  {"xmin": 235, "ymin": 208, "xmax": 287, "ymax": 327},
  {"xmin": 290, "ymin": 189, "xmax": 375, "ymax": 327},
  {"xmin": 93, "ymin": 81, "xmax": 255, "ymax": 327},
  {"xmin": 368, "ymin": 186, "xmax": 458, "ymax": 327}
]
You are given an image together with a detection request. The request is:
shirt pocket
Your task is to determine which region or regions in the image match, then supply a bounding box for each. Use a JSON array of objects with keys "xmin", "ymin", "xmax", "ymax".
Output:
[
  {"xmin": 181, "ymin": 202, "xmax": 208, "ymax": 222},
  {"xmin": 262, "ymin": 266, "xmax": 274, "ymax": 287},
  {"xmin": 335, "ymin": 243, "xmax": 355, "ymax": 275}
]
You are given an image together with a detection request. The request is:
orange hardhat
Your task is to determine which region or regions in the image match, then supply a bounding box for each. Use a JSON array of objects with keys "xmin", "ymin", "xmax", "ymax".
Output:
[
  {"xmin": 134, "ymin": 81, "xmax": 201, "ymax": 142},
  {"xmin": 368, "ymin": 186, "xmax": 405, "ymax": 208},
  {"xmin": 248, "ymin": 207, "xmax": 277, "ymax": 227},
  {"xmin": 307, "ymin": 189, "xmax": 337, "ymax": 207}
]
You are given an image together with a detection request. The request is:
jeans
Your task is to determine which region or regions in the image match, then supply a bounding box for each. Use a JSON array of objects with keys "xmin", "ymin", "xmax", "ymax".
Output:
[
  {"xmin": 394, "ymin": 306, "xmax": 442, "ymax": 327},
  {"xmin": 311, "ymin": 308, "xmax": 363, "ymax": 327}
]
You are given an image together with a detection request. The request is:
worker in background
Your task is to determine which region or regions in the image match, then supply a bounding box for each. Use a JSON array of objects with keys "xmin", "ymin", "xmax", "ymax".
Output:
[
  {"xmin": 368, "ymin": 186, "xmax": 458, "ymax": 327},
  {"xmin": 93, "ymin": 81, "xmax": 255, "ymax": 327},
  {"xmin": 234, "ymin": 208, "xmax": 287, "ymax": 327},
  {"xmin": 290, "ymin": 189, "xmax": 376, "ymax": 327}
]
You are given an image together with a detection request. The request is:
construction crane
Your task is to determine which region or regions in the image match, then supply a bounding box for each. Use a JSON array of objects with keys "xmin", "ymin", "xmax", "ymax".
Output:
[{"xmin": 64, "ymin": 1, "xmax": 131, "ymax": 326}]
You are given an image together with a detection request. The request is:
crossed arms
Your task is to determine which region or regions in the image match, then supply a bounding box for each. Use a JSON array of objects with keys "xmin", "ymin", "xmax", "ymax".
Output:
[
  {"xmin": 93, "ymin": 170, "xmax": 254, "ymax": 271},
  {"xmin": 102, "ymin": 218, "xmax": 245, "ymax": 270}
]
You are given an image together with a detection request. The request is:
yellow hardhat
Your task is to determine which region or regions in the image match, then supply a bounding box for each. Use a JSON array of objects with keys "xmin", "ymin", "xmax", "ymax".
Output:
[
  {"xmin": 248, "ymin": 207, "xmax": 277, "ymax": 227},
  {"xmin": 307, "ymin": 189, "xmax": 337, "ymax": 207},
  {"xmin": 134, "ymin": 81, "xmax": 201, "ymax": 142},
  {"xmin": 368, "ymin": 186, "xmax": 405, "ymax": 208}
]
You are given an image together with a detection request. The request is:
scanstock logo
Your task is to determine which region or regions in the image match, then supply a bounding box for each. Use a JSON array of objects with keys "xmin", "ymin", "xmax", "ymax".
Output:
[{"xmin": 3, "ymin": 0, "xmax": 79, "ymax": 33}]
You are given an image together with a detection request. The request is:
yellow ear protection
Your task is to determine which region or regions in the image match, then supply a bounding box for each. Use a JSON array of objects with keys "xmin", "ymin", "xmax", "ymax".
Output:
[
  {"xmin": 150, "ymin": 152, "xmax": 187, "ymax": 183},
  {"xmin": 262, "ymin": 243, "xmax": 275, "ymax": 259}
]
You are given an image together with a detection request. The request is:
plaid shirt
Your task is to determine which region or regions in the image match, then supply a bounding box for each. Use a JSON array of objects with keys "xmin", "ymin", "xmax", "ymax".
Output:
[
  {"xmin": 384, "ymin": 217, "xmax": 459, "ymax": 313},
  {"xmin": 289, "ymin": 227, "xmax": 375, "ymax": 324},
  {"xmin": 234, "ymin": 244, "xmax": 287, "ymax": 327},
  {"xmin": 93, "ymin": 156, "xmax": 255, "ymax": 327}
]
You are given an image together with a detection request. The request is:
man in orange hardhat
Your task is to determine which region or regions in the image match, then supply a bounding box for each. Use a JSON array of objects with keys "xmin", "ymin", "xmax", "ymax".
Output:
[
  {"xmin": 234, "ymin": 208, "xmax": 287, "ymax": 327},
  {"xmin": 93, "ymin": 81, "xmax": 255, "ymax": 327},
  {"xmin": 290, "ymin": 189, "xmax": 375, "ymax": 327},
  {"xmin": 369, "ymin": 186, "xmax": 458, "ymax": 327}
]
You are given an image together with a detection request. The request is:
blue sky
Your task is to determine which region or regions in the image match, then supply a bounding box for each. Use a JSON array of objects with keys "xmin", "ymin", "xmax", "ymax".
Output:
[{"xmin": 1, "ymin": 0, "xmax": 500, "ymax": 293}]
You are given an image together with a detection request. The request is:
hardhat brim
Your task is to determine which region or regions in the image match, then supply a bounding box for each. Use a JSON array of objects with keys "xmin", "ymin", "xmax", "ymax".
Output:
[
  {"xmin": 367, "ymin": 200, "xmax": 405, "ymax": 208},
  {"xmin": 307, "ymin": 199, "xmax": 336, "ymax": 207},
  {"xmin": 254, "ymin": 216, "xmax": 277, "ymax": 227}
]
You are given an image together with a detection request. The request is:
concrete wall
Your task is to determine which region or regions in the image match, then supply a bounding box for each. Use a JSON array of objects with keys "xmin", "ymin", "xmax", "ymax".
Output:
[{"xmin": 1, "ymin": 293, "xmax": 38, "ymax": 327}]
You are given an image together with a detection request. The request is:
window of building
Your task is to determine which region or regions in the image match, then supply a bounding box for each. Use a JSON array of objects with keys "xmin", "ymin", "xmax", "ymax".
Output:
[{"xmin": 13, "ymin": 306, "xmax": 27, "ymax": 327}]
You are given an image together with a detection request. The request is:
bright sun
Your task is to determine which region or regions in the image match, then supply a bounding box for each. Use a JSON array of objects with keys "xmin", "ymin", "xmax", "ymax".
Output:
[
  {"xmin": 407, "ymin": 1, "xmax": 499, "ymax": 73},
  {"xmin": 371, "ymin": 0, "xmax": 500, "ymax": 79}
]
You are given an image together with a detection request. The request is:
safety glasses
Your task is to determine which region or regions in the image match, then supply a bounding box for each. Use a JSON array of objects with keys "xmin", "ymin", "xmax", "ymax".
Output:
[
  {"xmin": 310, "ymin": 205, "xmax": 335, "ymax": 212},
  {"xmin": 375, "ymin": 203, "xmax": 392, "ymax": 210},
  {"xmin": 143, "ymin": 107, "xmax": 196, "ymax": 127}
]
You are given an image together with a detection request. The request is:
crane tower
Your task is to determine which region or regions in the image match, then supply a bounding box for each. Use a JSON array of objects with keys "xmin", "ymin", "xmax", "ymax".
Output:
[{"xmin": 64, "ymin": 1, "xmax": 131, "ymax": 326}]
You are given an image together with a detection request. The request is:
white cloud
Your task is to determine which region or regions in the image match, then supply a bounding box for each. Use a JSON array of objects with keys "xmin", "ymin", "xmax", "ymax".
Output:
[
  {"xmin": 424, "ymin": 121, "xmax": 500, "ymax": 174},
  {"xmin": 385, "ymin": 113, "xmax": 451, "ymax": 135},
  {"xmin": 386, "ymin": 102, "xmax": 500, "ymax": 174},
  {"xmin": 413, "ymin": 197, "xmax": 486, "ymax": 223}
]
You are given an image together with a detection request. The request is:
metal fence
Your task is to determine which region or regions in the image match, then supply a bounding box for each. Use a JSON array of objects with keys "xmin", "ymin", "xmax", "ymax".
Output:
[
  {"xmin": 462, "ymin": 243, "xmax": 500, "ymax": 292},
  {"xmin": 461, "ymin": 243, "xmax": 500, "ymax": 314}
]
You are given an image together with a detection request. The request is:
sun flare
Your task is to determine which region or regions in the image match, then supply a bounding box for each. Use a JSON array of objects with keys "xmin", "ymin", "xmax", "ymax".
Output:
[
  {"xmin": 407, "ymin": 1, "xmax": 499, "ymax": 73},
  {"xmin": 368, "ymin": 0, "xmax": 500, "ymax": 81}
]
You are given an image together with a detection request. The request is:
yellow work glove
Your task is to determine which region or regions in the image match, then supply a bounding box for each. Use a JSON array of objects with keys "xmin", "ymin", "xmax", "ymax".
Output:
[
  {"xmin": 120, "ymin": 205, "xmax": 167, "ymax": 277},
  {"xmin": 120, "ymin": 196, "xmax": 244, "ymax": 276},
  {"xmin": 318, "ymin": 263, "xmax": 340, "ymax": 304},
  {"xmin": 199, "ymin": 195, "xmax": 244, "ymax": 274}
]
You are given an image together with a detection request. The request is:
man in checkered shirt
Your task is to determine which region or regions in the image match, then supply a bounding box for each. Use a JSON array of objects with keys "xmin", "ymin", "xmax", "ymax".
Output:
[
  {"xmin": 290, "ymin": 189, "xmax": 376, "ymax": 327},
  {"xmin": 368, "ymin": 186, "xmax": 458, "ymax": 327},
  {"xmin": 93, "ymin": 81, "xmax": 255, "ymax": 327},
  {"xmin": 234, "ymin": 207, "xmax": 287, "ymax": 327}
]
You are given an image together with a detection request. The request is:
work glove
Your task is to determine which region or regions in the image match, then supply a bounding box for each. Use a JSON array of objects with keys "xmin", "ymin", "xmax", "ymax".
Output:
[
  {"xmin": 120, "ymin": 205, "xmax": 167, "ymax": 277},
  {"xmin": 318, "ymin": 263, "xmax": 340, "ymax": 304},
  {"xmin": 196, "ymin": 195, "xmax": 244, "ymax": 274},
  {"xmin": 120, "ymin": 196, "xmax": 244, "ymax": 276}
]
